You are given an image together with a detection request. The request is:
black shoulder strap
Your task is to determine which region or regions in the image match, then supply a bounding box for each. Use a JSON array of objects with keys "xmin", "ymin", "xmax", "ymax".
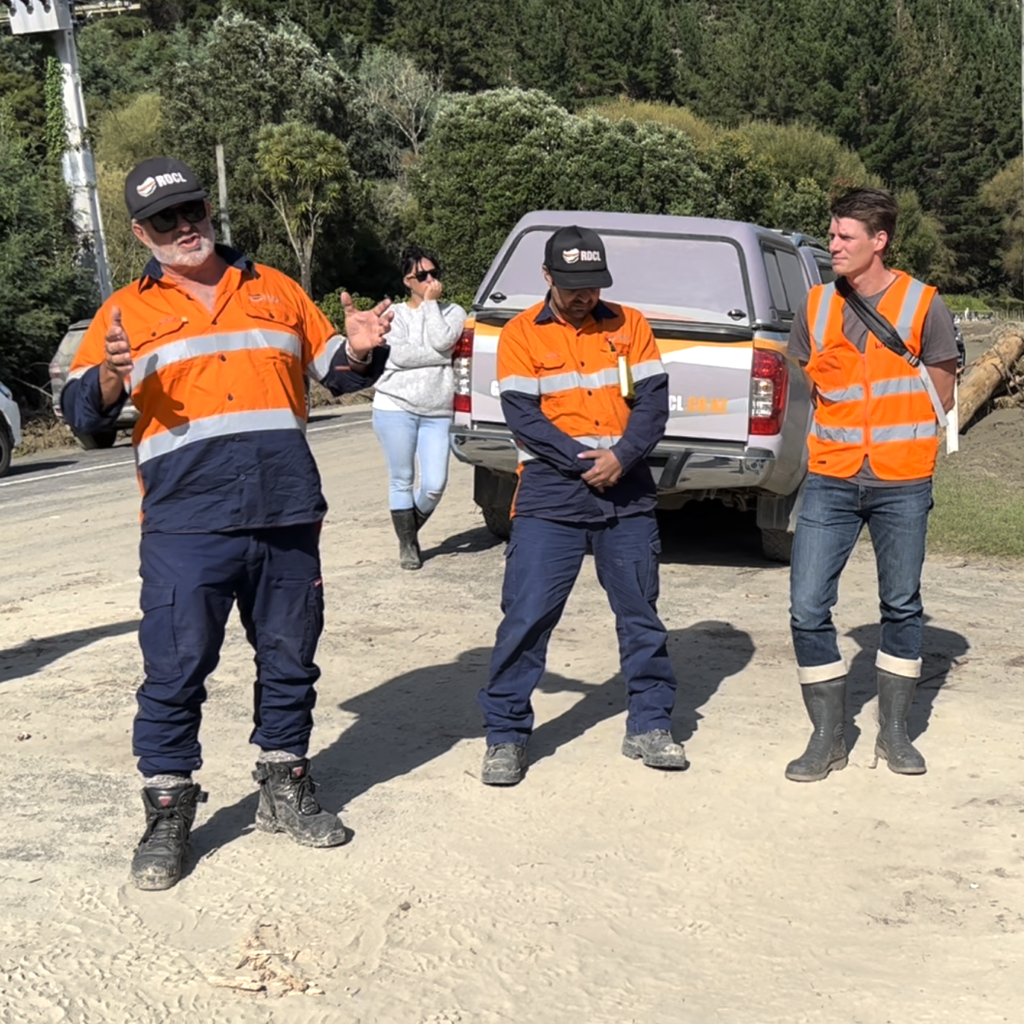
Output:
[{"xmin": 835, "ymin": 277, "xmax": 920, "ymax": 368}]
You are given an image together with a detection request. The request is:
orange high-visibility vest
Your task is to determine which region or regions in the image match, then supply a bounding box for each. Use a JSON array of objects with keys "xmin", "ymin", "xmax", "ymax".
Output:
[{"xmin": 805, "ymin": 272, "xmax": 938, "ymax": 480}]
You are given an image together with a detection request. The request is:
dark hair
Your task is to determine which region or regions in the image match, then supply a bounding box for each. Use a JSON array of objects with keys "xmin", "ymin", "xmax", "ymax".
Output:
[
  {"xmin": 400, "ymin": 246, "xmax": 441, "ymax": 282},
  {"xmin": 830, "ymin": 187, "xmax": 898, "ymax": 256}
]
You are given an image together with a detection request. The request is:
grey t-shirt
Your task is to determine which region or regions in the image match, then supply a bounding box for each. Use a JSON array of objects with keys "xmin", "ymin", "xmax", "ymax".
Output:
[{"xmin": 789, "ymin": 281, "xmax": 958, "ymax": 485}]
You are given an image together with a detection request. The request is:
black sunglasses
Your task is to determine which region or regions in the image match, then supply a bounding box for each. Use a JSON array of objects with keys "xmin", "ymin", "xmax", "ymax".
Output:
[
  {"xmin": 410, "ymin": 267, "xmax": 441, "ymax": 283},
  {"xmin": 147, "ymin": 200, "xmax": 208, "ymax": 233}
]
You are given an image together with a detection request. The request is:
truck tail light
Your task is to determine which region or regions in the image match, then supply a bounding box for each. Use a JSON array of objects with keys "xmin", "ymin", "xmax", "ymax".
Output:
[
  {"xmin": 749, "ymin": 348, "xmax": 788, "ymax": 435},
  {"xmin": 452, "ymin": 326, "xmax": 474, "ymax": 413}
]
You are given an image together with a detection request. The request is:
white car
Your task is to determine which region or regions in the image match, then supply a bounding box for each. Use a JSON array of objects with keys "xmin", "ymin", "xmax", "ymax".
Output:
[{"xmin": 0, "ymin": 380, "xmax": 22, "ymax": 478}]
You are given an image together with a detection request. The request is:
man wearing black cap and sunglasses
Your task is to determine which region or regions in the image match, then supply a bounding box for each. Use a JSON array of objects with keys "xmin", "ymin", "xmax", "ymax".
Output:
[
  {"xmin": 61, "ymin": 157, "xmax": 394, "ymax": 890},
  {"xmin": 477, "ymin": 224, "xmax": 687, "ymax": 786}
]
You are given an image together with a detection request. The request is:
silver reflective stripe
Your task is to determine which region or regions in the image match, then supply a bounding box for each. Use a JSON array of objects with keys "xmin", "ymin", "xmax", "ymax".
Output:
[
  {"xmin": 131, "ymin": 329, "xmax": 302, "ymax": 390},
  {"xmin": 516, "ymin": 433, "xmax": 623, "ymax": 464},
  {"xmin": 871, "ymin": 376, "xmax": 925, "ymax": 398},
  {"xmin": 894, "ymin": 277, "xmax": 928, "ymax": 341},
  {"xmin": 870, "ymin": 421, "xmax": 938, "ymax": 443},
  {"xmin": 812, "ymin": 422, "xmax": 863, "ymax": 443},
  {"xmin": 308, "ymin": 334, "xmax": 346, "ymax": 382},
  {"xmin": 499, "ymin": 375, "xmax": 540, "ymax": 396},
  {"xmin": 631, "ymin": 359, "xmax": 666, "ymax": 381},
  {"xmin": 135, "ymin": 408, "xmax": 306, "ymax": 465},
  {"xmin": 574, "ymin": 434, "xmax": 622, "ymax": 448},
  {"xmin": 67, "ymin": 366, "xmax": 90, "ymax": 381},
  {"xmin": 811, "ymin": 283, "xmax": 835, "ymax": 353},
  {"xmin": 817, "ymin": 385, "xmax": 865, "ymax": 403},
  {"xmin": 538, "ymin": 368, "xmax": 619, "ymax": 394}
]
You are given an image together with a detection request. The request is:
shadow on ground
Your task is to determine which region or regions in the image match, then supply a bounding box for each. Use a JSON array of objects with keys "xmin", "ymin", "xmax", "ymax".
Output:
[
  {"xmin": 189, "ymin": 620, "xmax": 754, "ymax": 866},
  {"xmin": 4, "ymin": 459, "xmax": 78, "ymax": 478},
  {"xmin": 657, "ymin": 502, "xmax": 784, "ymax": 570},
  {"xmin": 0, "ymin": 620, "xmax": 139, "ymax": 687}
]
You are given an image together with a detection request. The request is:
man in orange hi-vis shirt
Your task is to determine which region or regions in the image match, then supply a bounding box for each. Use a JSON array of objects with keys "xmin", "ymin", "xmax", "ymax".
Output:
[
  {"xmin": 476, "ymin": 225, "xmax": 688, "ymax": 786},
  {"xmin": 61, "ymin": 157, "xmax": 393, "ymax": 891}
]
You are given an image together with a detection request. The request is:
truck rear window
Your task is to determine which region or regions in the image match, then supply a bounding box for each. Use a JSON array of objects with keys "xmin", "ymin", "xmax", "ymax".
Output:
[{"xmin": 481, "ymin": 230, "xmax": 750, "ymax": 326}]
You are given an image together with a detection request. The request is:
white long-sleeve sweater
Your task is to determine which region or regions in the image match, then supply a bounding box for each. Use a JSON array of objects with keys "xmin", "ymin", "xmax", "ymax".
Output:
[{"xmin": 372, "ymin": 300, "xmax": 467, "ymax": 417}]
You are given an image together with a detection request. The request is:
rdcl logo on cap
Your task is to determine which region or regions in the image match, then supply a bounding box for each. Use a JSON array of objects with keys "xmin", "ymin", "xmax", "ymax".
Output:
[
  {"xmin": 562, "ymin": 248, "xmax": 602, "ymax": 264},
  {"xmin": 136, "ymin": 172, "xmax": 187, "ymax": 198}
]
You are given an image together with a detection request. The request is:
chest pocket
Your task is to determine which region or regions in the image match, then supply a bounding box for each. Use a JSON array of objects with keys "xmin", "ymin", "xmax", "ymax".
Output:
[{"xmin": 242, "ymin": 300, "xmax": 301, "ymax": 333}]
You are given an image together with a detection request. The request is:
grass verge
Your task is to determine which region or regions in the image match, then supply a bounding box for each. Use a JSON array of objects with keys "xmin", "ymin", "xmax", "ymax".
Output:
[{"xmin": 928, "ymin": 463, "xmax": 1024, "ymax": 558}]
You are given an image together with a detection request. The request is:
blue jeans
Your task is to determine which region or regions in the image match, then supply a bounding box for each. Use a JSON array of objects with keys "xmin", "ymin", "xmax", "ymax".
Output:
[
  {"xmin": 372, "ymin": 409, "xmax": 452, "ymax": 513},
  {"xmin": 789, "ymin": 474, "xmax": 934, "ymax": 683},
  {"xmin": 479, "ymin": 513, "xmax": 676, "ymax": 745}
]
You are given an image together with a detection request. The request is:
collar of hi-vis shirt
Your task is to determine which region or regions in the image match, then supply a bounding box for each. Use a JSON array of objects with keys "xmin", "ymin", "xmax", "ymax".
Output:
[
  {"xmin": 136, "ymin": 244, "xmax": 259, "ymax": 323},
  {"xmin": 533, "ymin": 293, "xmax": 618, "ymax": 327}
]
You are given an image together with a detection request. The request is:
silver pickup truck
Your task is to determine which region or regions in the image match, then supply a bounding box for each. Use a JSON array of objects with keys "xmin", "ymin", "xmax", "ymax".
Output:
[{"xmin": 449, "ymin": 211, "xmax": 834, "ymax": 562}]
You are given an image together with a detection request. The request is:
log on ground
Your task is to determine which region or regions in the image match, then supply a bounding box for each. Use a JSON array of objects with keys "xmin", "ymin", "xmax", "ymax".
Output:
[{"xmin": 956, "ymin": 327, "xmax": 1024, "ymax": 428}]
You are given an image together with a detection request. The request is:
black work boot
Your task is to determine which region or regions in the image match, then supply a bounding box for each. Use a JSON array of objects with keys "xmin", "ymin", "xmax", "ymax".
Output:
[
  {"xmin": 130, "ymin": 782, "xmax": 207, "ymax": 891},
  {"xmin": 876, "ymin": 669, "xmax": 927, "ymax": 774},
  {"xmin": 785, "ymin": 678, "xmax": 849, "ymax": 782},
  {"xmin": 621, "ymin": 729, "xmax": 689, "ymax": 769},
  {"xmin": 412, "ymin": 504, "xmax": 433, "ymax": 533},
  {"xmin": 481, "ymin": 743, "xmax": 527, "ymax": 786},
  {"xmin": 253, "ymin": 759, "xmax": 348, "ymax": 847},
  {"xmin": 391, "ymin": 509, "xmax": 421, "ymax": 570}
]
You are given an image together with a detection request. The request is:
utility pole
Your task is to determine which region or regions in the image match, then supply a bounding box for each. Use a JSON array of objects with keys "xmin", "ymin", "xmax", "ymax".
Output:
[{"xmin": 5, "ymin": 0, "xmax": 113, "ymax": 301}]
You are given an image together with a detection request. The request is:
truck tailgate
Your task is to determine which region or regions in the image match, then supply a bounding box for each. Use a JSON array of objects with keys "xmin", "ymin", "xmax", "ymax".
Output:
[{"xmin": 658, "ymin": 336, "xmax": 753, "ymax": 442}]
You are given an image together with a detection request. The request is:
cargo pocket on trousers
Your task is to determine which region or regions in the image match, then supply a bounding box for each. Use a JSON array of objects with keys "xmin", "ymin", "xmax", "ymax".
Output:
[
  {"xmin": 639, "ymin": 536, "xmax": 661, "ymax": 605},
  {"xmin": 301, "ymin": 578, "xmax": 325, "ymax": 667},
  {"xmin": 139, "ymin": 582, "xmax": 180, "ymax": 682}
]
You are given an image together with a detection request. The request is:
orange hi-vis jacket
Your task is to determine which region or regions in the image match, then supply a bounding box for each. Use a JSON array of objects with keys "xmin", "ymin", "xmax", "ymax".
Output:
[
  {"xmin": 62, "ymin": 248, "xmax": 378, "ymax": 533},
  {"xmin": 805, "ymin": 271, "xmax": 939, "ymax": 481},
  {"xmin": 497, "ymin": 298, "xmax": 669, "ymax": 521}
]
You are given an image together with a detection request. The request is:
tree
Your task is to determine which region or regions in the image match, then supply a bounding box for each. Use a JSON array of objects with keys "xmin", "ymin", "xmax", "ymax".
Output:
[
  {"xmin": 157, "ymin": 11, "xmax": 362, "ymax": 285},
  {"xmin": 0, "ymin": 116, "xmax": 96, "ymax": 407},
  {"xmin": 93, "ymin": 93, "xmax": 166, "ymax": 289},
  {"xmin": 980, "ymin": 158, "xmax": 1024, "ymax": 298},
  {"xmin": 356, "ymin": 46, "xmax": 443, "ymax": 165},
  {"xmin": 254, "ymin": 122, "xmax": 355, "ymax": 295}
]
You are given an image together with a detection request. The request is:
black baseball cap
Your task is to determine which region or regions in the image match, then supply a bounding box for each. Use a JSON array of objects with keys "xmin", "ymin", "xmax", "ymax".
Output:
[
  {"xmin": 543, "ymin": 225, "xmax": 613, "ymax": 290},
  {"xmin": 124, "ymin": 157, "xmax": 209, "ymax": 222}
]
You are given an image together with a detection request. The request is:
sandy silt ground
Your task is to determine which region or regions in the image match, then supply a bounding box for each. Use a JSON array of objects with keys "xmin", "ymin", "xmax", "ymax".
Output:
[{"xmin": 0, "ymin": 413, "xmax": 1022, "ymax": 1023}]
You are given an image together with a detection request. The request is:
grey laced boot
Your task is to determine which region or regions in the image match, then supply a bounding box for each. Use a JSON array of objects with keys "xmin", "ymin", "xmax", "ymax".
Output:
[
  {"xmin": 621, "ymin": 729, "xmax": 689, "ymax": 769},
  {"xmin": 875, "ymin": 670, "xmax": 926, "ymax": 774},
  {"xmin": 253, "ymin": 759, "xmax": 348, "ymax": 847},
  {"xmin": 391, "ymin": 509, "xmax": 422, "ymax": 570},
  {"xmin": 785, "ymin": 678, "xmax": 849, "ymax": 782},
  {"xmin": 481, "ymin": 743, "xmax": 527, "ymax": 786},
  {"xmin": 130, "ymin": 782, "xmax": 207, "ymax": 891}
]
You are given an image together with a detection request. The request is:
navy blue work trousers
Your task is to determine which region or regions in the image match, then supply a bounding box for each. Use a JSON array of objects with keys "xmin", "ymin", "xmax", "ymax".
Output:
[
  {"xmin": 134, "ymin": 524, "xmax": 325, "ymax": 777},
  {"xmin": 479, "ymin": 513, "xmax": 676, "ymax": 745}
]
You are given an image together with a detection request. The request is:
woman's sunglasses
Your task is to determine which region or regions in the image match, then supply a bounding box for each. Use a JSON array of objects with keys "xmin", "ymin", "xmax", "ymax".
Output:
[
  {"xmin": 147, "ymin": 200, "xmax": 208, "ymax": 234},
  {"xmin": 409, "ymin": 268, "xmax": 442, "ymax": 283}
]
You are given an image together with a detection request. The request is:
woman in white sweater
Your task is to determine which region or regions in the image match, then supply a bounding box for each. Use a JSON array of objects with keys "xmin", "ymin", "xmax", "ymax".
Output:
[{"xmin": 373, "ymin": 247, "xmax": 467, "ymax": 569}]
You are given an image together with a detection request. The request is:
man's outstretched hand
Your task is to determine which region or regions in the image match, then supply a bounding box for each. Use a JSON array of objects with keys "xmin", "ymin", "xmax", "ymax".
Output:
[{"xmin": 342, "ymin": 293, "xmax": 394, "ymax": 367}]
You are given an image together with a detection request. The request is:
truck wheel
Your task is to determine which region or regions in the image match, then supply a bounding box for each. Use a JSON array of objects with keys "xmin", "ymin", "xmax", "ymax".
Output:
[
  {"xmin": 77, "ymin": 429, "xmax": 118, "ymax": 450},
  {"xmin": 481, "ymin": 501, "xmax": 512, "ymax": 540},
  {"xmin": 760, "ymin": 527, "xmax": 793, "ymax": 563},
  {"xmin": 474, "ymin": 467, "xmax": 514, "ymax": 540}
]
